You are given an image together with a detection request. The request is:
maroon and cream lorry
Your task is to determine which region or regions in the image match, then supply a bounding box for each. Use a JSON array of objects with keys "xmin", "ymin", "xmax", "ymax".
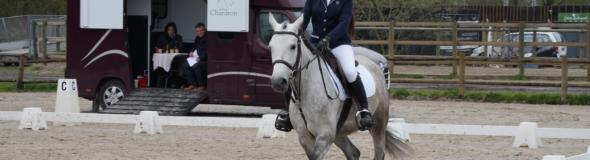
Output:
[{"xmin": 66, "ymin": 0, "xmax": 308, "ymax": 114}]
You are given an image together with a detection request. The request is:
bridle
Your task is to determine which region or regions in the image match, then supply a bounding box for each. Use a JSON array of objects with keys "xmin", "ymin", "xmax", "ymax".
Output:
[
  {"xmin": 271, "ymin": 31, "xmax": 303, "ymax": 72},
  {"xmin": 271, "ymin": 31, "xmax": 307, "ymax": 103}
]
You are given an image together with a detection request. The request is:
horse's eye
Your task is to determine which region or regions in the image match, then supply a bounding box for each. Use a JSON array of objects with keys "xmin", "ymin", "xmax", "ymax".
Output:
[{"xmin": 290, "ymin": 45, "xmax": 296, "ymax": 50}]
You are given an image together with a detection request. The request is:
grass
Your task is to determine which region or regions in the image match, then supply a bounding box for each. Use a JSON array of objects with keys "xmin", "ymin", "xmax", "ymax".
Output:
[
  {"xmin": 511, "ymin": 74, "xmax": 530, "ymax": 81},
  {"xmin": 390, "ymin": 88, "xmax": 590, "ymax": 105},
  {"xmin": 393, "ymin": 74, "xmax": 425, "ymax": 79},
  {"xmin": 0, "ymin": 82, "xmax": 56, "ymax": 92},
  {"xmin": 392, "ymin": 73, "xmax": 456, "ymax": 80}
]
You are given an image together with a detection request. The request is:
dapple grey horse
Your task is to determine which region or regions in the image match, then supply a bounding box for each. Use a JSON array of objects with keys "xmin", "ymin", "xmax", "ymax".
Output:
[{"xmin": 268, "ymin": 14, "xmax": 412, "ymax": 160}]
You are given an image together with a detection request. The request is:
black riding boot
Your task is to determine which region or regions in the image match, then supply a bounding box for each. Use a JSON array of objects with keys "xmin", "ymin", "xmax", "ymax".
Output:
[
  {"xmin": 349, "ymin": 75, "xmax": 375, "ymax": 131},
  {"xmin": 275, "ymin": 88, "xmax": 293, "ymax": 132}
]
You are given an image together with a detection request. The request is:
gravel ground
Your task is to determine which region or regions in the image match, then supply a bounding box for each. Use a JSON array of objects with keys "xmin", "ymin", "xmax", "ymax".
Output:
[{"xmin": 0, "ymin": 92, "xmax": 589, "ymax": 160}]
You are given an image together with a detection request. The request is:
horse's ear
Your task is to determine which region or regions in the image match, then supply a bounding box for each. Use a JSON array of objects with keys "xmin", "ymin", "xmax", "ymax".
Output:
[
  {"xmin": 292, "ymin": 15, "xmax": 304, "ymax": 31},
  {"xmin": 268, "ymin": 12, "xmax": 279, "ymax": 30}
]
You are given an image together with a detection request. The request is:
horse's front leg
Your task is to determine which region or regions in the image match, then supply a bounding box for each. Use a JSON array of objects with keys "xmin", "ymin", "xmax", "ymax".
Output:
[
  {"xmin": 309, "ymin": 133, "xmax": 336, "ymax": 160},
  {"xmin": 290, "ymin": 104, "xmax": 316, "ymax": 157}
]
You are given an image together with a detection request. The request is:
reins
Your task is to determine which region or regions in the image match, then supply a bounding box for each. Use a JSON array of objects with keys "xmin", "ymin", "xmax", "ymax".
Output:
[{"xmin": 271, "ymin": 31, "xmax": 340, "ymax": 103}]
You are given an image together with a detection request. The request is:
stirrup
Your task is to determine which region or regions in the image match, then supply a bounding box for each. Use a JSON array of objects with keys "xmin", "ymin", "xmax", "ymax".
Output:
[
  {"xmin": 275, "ymin": 111, "xmax": 293, "ymax": 132},
  {"xmin": 355, "ymin": 109, "xmax": 374, "ymax": 131}
]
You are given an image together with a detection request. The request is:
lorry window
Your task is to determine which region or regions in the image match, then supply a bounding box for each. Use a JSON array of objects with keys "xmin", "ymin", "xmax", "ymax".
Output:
[
  {"xmin": 258, "ymin": 12, "xmax": 290, "ymax": 45},
  {"xmin": 152, "ymin": 0, "xmax": 168, "ymax": 19},
  {"xmin": 80, "ymin": 0, "xmax": 124, "ymax": 29},
  {"xmin": 292, "ymin": 11, "xmax": 313, "ymax": 33}
]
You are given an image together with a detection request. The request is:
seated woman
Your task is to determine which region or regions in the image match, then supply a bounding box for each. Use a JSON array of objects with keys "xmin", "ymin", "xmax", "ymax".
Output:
[
  {"xmin": 154, "ymin": 22, "xmax": 184, "ymax": 88},
  {"xmin": 156, "ymin": 22, "xmax": 183, "ymax": 53},
  {"xmin": 183, "ymin": 23, "xmax": 208, "ymax": 91}
]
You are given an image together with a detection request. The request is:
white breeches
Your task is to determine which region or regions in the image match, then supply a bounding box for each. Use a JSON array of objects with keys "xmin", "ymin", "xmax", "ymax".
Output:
[{"xmin": 331, "ymin": 45, "xmax": 357, "ymax": 83}]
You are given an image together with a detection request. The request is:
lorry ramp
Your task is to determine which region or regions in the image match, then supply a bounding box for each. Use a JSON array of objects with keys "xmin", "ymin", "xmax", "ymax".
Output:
[{"xmin": 100, "ymin": 88, "xmax": 207, "ymax": 116}]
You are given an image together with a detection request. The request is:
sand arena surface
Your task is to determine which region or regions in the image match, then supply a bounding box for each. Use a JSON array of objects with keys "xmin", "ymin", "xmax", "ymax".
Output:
[{"xmin": 0, "ymin": 92, "xmax": 589, "ymax": 159}]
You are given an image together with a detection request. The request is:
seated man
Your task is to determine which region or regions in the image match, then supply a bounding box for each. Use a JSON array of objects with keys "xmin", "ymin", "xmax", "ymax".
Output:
[
  {"xmin": 183, "ymin": 23, "xmax": 208, "ymax": 91},
  {"xmin": 156, "ymin": 22, "xmax": 183, "ymax": 53}
]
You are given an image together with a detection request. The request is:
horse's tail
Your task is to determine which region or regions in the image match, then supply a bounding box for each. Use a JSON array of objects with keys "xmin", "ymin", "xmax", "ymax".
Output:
[{"xmin": 384, "ymin": 126, "xmax": 414, "ymax": 159}]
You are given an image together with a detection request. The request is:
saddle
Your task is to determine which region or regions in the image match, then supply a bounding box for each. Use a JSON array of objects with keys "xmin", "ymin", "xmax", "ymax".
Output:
[
  {"xmin": 315, "ymin": 48, "xmax": 356, "ymax": 130},
  {"xmin": 315, "ymin": 48, "xmax": 358, "ymax": 93}
]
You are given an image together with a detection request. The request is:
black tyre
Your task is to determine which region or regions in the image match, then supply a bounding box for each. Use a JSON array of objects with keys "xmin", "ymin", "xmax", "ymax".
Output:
[{"xmin": 92, "ymin": 80, "xmax": 126, "ymax": 112}]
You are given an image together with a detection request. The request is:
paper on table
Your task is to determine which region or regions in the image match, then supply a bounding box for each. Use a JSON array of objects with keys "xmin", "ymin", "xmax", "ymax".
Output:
[{"xmin": 187, "ymin": 50, "xmax": 199, "ymax": 67}]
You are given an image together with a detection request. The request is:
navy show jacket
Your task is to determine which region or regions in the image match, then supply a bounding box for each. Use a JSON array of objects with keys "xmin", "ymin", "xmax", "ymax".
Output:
[{"xmin": 302, "ymin": 0, "xmax": 352, "ymax": 49}]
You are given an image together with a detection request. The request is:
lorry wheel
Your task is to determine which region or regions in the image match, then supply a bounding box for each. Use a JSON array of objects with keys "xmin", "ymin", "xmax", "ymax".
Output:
[{"xmin": 93, "ymin": 80, "xmax": 126, "ymax": 112}]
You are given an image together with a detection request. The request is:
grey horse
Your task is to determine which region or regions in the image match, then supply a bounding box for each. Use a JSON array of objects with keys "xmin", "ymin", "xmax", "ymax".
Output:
[{"xmin": 268, "ymin": 13, "xmax": 412, "ymax": 160}]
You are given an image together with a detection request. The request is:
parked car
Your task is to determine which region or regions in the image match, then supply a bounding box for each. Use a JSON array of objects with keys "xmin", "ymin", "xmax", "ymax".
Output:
[{"xmin": 471, "ymin": 32, "xmax": 566, "ymax": 58}]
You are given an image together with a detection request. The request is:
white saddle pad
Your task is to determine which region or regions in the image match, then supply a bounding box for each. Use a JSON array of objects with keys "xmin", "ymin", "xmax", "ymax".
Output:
[{"xmin": 323, "ymin": 61, "xmax": 376, "ymax": 101}]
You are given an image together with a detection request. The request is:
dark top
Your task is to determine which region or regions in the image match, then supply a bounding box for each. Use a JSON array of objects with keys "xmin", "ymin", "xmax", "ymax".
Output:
[
  {"xmin": 302, "ymin": 0, "xmax": 352, "ymax": 49},
  {"xmin": 192, "ymin": 34, "xmax": 208, "ymax": 62},
  {"xmin": 156, "ymin": 34, "xmax": 183, "ymax": 51}
]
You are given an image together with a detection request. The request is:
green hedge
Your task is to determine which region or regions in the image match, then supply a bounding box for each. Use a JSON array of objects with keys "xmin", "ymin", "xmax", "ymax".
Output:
[{"xmin": 0, "ymin": 82, "xmax": 56, "ymax": 92}]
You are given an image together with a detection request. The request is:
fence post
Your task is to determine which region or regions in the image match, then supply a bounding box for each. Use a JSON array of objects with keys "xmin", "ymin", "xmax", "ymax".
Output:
[
  {"xmin": 32, "ymin": 21, "xmax": 38, "ymax": 60},
  {"xmin": 459, "ymin": 52, "xmax": 466, "ymax": 97},
  {"xmin": 518, "ymin": 22, "xmax": 525, "ymax": 77},
  {"xmin": 482, "ymin": 27, "xmax": 488, "ymax": 57},
  {"xmin": 561, "ymin": 56, "xmax": 568, "ymax": 103},
  {"xmin": 435, "ymin": 33, "xmax": 441, "ymax": 56},
  {"xmin": 55, "ymin": 24, "xmax": 61, "ymax": 52},
  {"xmin": 587, "ymin": 22, "xmax": 590, "ymax": 82},
  {"xmin": 452, "ymin": 22, "xmax": 459, "ymax": 76},
  {"xmin": 532, "ymin": 29, "xmax": 537, "ymax": 58},
  {"xmin": 16, "ymin": 54, "xmax": 26, "ymax": 91},
  {"xmin": 389, "ymin": 21, "xmax": 396, "ymax": 80},
  {"xmin": 41, "ymin": 20, "xmax": 48, "ymax": 61}
]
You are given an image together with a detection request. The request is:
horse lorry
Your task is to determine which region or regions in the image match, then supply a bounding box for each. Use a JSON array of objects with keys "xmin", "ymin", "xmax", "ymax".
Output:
[
  {"xmin": 66, "ymin": 0, "xmax": 389, "ymax": 115},
  {"xmin": 66, "ymin": 0, "xmax": 309, "ymax": 115}
]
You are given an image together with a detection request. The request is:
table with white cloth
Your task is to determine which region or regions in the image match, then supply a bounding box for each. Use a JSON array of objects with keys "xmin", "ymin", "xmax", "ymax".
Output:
[
  {"xmin": 152, "ymin": 53, "xmax": 188, "ymax": 88},
  {"xmin": 152, "ymin": 53, "xmax": 188, "ymax": 72}
]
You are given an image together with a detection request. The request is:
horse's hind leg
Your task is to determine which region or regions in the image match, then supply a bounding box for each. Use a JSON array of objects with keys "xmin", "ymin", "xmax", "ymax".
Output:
[
  {"xmin": 369, "ymin": 107, "xmax": 388, "ymax": 160},
  {"xmin": 335, "ymin": 136, "xmax": 360, "ymax": 160}
]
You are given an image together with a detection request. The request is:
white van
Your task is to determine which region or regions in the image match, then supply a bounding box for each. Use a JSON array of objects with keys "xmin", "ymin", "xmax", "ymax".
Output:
[{"xmin": 471, "ymin": 32, "xmax": 567, "ymax": 58}]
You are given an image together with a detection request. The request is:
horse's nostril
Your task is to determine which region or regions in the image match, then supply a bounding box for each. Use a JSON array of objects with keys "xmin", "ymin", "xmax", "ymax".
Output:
[{"xmin": 280, "ymin": 78, "xmax": 287, "ymax": 85}]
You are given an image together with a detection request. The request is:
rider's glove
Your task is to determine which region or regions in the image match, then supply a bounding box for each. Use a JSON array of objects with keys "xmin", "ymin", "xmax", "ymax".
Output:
[{"xmin": 317, "ymin": 36, "xmax": 331, "ymax": 50}]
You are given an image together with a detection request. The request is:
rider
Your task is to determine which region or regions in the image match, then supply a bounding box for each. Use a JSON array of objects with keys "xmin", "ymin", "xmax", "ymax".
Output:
[{"xmin": 275, "ymin": 0, "xmax": 375, "ymax": 131}]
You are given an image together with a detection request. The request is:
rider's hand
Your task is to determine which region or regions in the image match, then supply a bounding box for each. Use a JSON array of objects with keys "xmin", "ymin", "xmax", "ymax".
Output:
[{"xmin": 317, "ymin": 36, "xmax": 331, "ymax": 50}]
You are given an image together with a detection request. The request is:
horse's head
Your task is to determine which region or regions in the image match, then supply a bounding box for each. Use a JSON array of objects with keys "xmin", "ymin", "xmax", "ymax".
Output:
[{"xmin": 268, "ymin": 13, "xmax": 304, "ymax": 93}]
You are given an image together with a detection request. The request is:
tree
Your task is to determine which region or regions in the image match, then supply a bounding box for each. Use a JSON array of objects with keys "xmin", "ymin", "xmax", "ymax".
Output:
[{"xmin": 0, "ymin": 0, "xmax": 66, "ymax": 17}]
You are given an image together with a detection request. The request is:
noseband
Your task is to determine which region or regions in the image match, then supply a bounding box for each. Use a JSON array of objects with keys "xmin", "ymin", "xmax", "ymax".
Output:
[{"xmin": 271, "ymin": 31, "xmax": 302, "ymax": 71}]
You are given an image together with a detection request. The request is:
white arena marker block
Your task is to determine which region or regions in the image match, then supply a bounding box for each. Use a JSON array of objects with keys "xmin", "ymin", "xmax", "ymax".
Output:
[
  {"xmin": 542, "ymin": 155, "xmax": 565, "ymax": 160},
  {"xmin": 134, "ymin": 111, "xmax": 163, "ymax": 134},
  {"xmin": 257, "ymin": 114, "xmax": 286, "ymax": 139},
  {"xmin": 18, "ymin": 107, "xmax": 48, "ymax": 131},
  {"xmin": 512, "ymin": 122, "xmax": 543, "ymax": 149},
  {"xmin": 587, "ymin": 145, "xmax": 590, "ymax": 153},
  {"xmin": 54, "ymin": 79, "xmax": 81, "ymax": 126},
  {"xmin": 387, "ymin": 118, "xmax": 411, "ymax": 142}
]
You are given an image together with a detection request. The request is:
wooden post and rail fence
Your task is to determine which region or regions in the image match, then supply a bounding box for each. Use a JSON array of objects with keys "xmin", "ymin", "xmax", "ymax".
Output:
[
  {"xmin": 353, "ymin": 21, "xmax": 590, "ymax": 101},
  {"xmin": 13, "ymin": 19, "xmax": 66, "ymax": 91}
]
